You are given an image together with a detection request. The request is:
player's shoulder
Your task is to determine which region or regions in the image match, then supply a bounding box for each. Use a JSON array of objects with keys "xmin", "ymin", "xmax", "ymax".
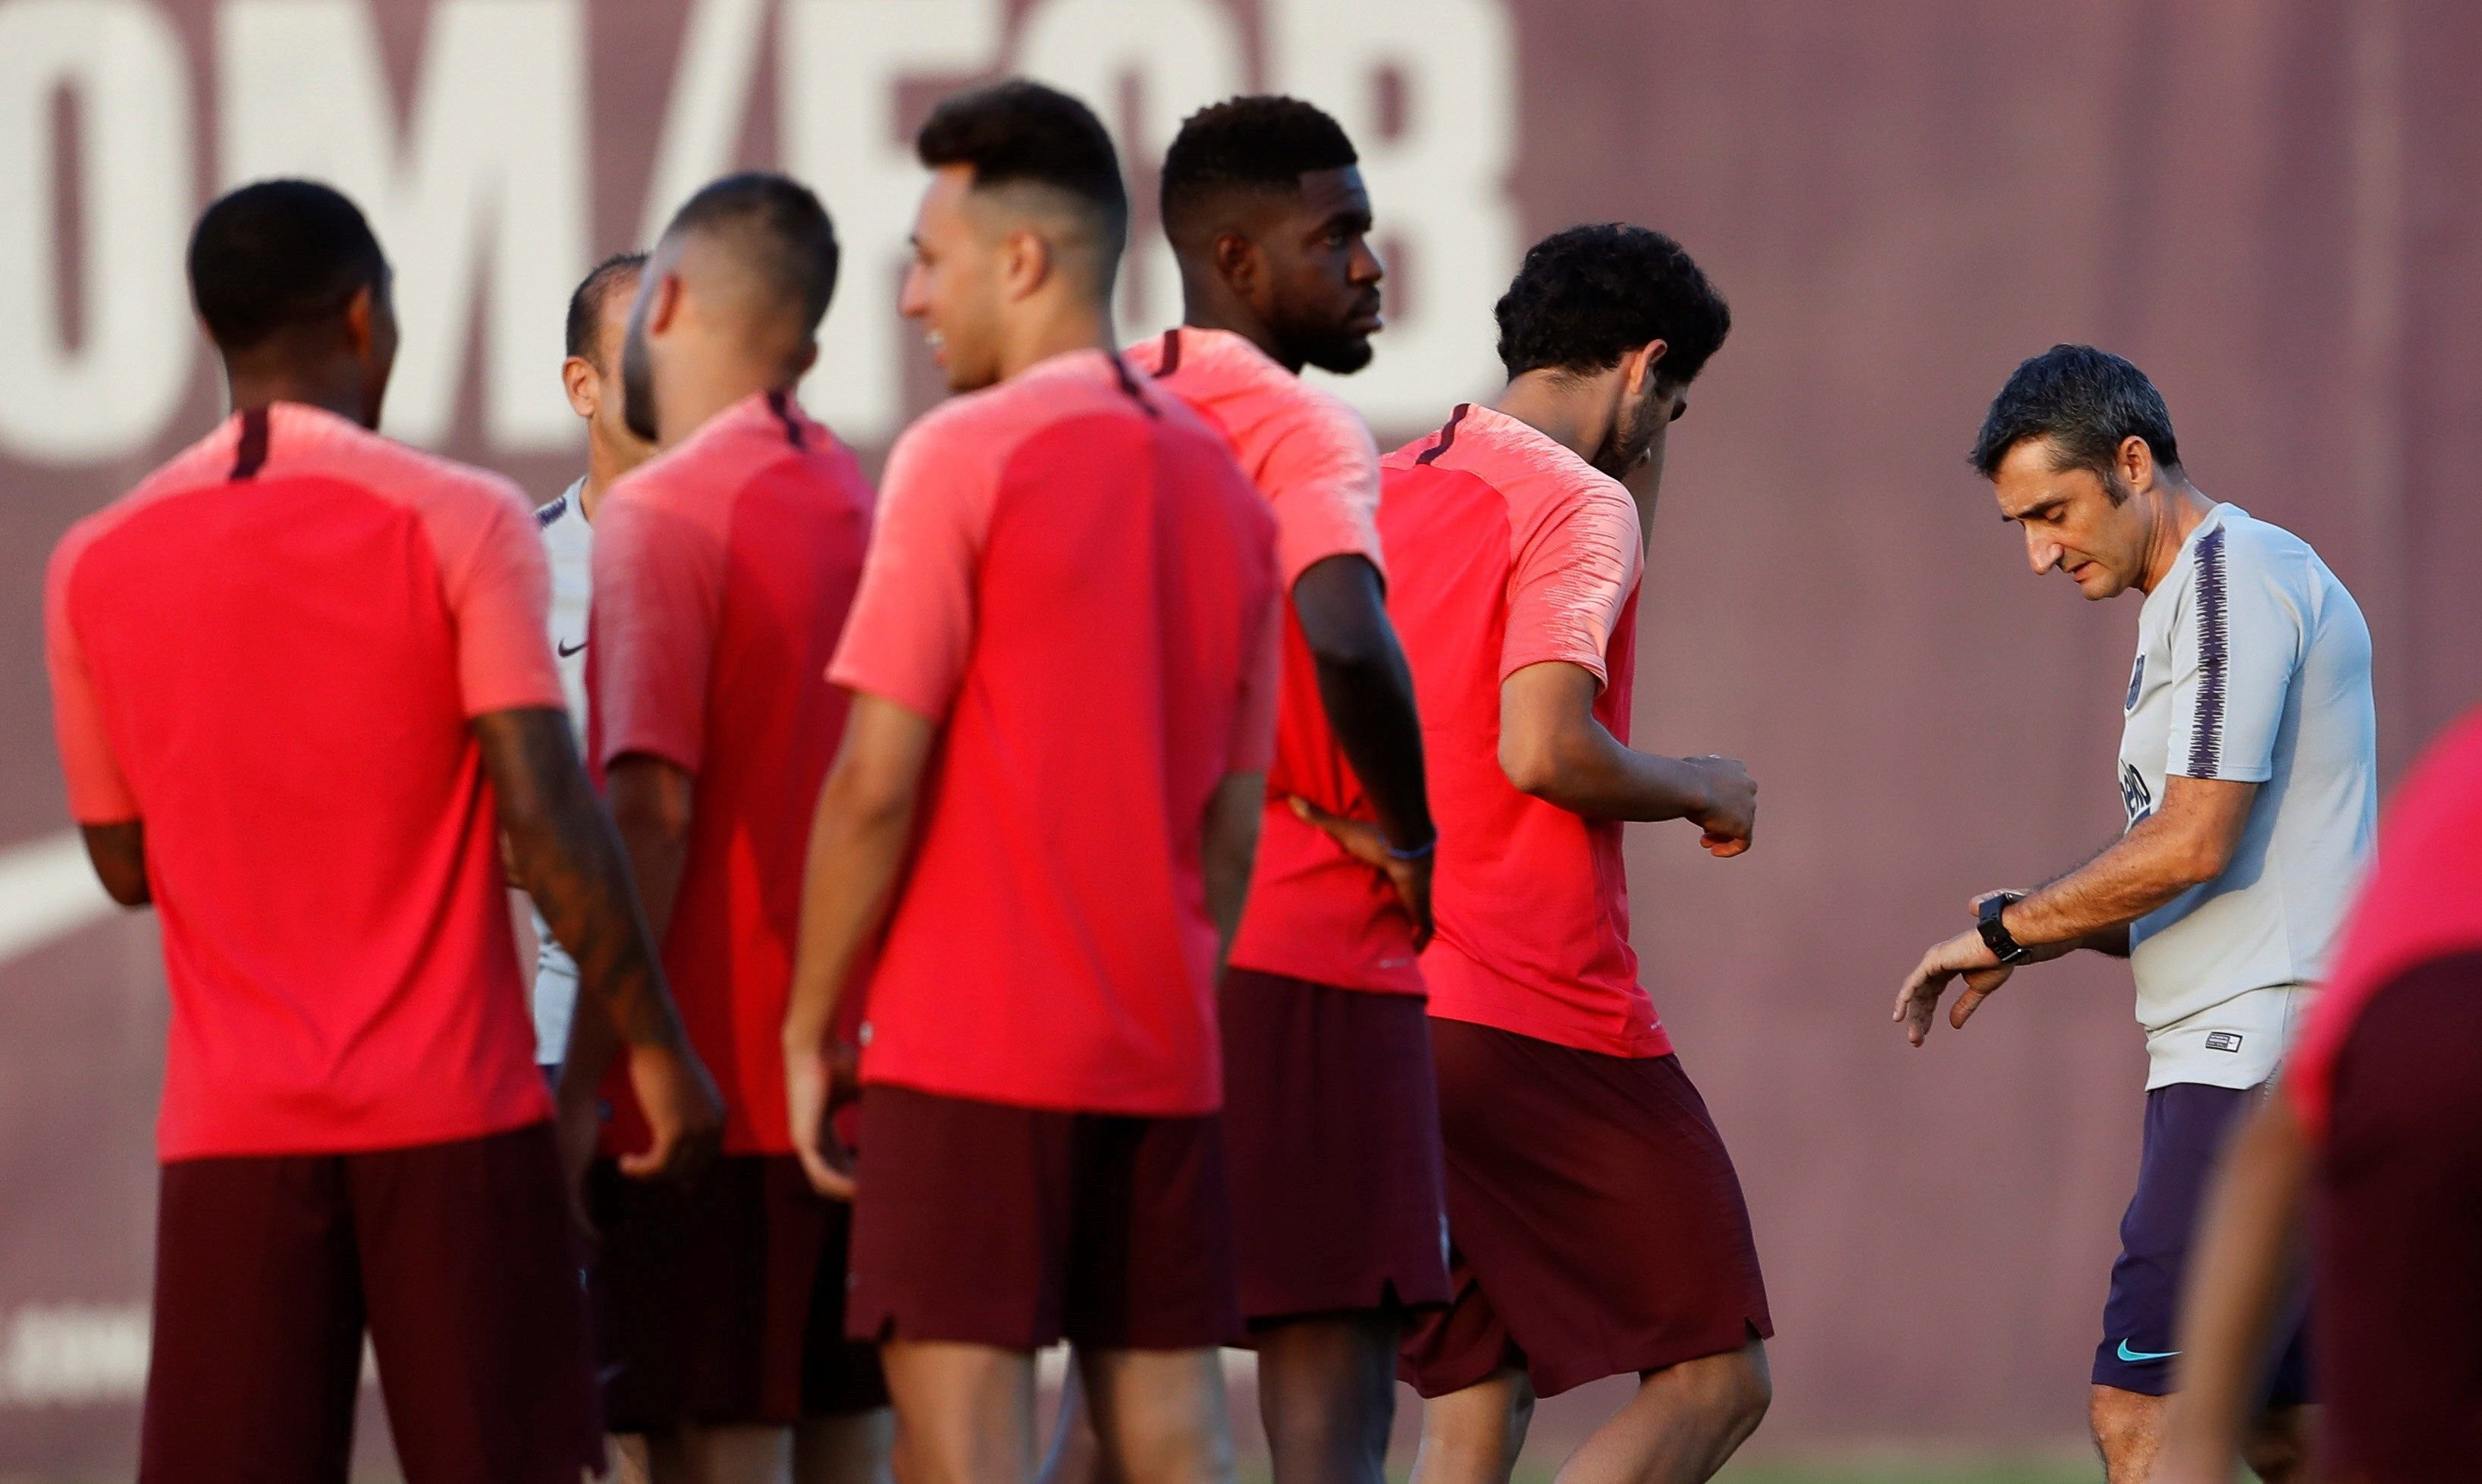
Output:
[
  {"xmin": 55, "ymin": 418, "xmax": 243, "ymax": 579},
  {"xmin": 300, "ymin": 408, "xmax": 532, "ymax": 521}
]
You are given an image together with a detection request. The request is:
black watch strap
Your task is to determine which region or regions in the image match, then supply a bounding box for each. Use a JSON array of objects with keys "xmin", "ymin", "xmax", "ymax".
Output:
[{"xmin": 1978, "ymin": 892, "xmax": 2030, "ymax": 965}]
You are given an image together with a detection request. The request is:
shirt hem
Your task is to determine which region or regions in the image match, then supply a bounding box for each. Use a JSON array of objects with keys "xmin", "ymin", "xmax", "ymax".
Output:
[
  {"xmin": 158, "ymin": 1100, "xmax": 551, "ymax": 1164},
  {"xmin": 1421, "ymin": 1001, "xmax": 1672, "ymax": 1060},
  {"xmin": 858, "ymin": 1070, "xmax": 1219, "ymax": 1119}
]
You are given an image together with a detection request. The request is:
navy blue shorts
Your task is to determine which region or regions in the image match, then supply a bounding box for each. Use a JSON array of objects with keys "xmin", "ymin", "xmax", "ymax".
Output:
[{"xmin": 2094, "ymin": 1081, "xmax": 2311, "ymax": 1404}]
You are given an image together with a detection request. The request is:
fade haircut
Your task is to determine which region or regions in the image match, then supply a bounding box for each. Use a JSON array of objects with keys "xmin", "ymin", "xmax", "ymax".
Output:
[
  {"xmin": 188, "ymin": 179, "xmax": 389, "ymax": 352},
  {"xmin": 1159, "ymin": 95, "xmax": 1357, "ymax": 246},
  {"xmin": 564, "ymin": 251, "xmax": 648, "ymax": 366},
  {"xmin": 1969, "ymin": 344, "xmax": 2183, "ymax": 487},
  {"xmin": 1495, "ymin": 224, "xmax": 1730, "ymax": 386},
  {"xmin": 917, "ymin": 80, "xmax": 1128, "ymax": 274},
  {"xmin": 663, "ymin": 173, "xmax": 839, "ymax": 337}
]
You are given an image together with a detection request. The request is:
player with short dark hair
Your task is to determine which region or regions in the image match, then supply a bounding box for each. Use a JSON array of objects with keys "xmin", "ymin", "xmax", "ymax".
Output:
[
  {"xmin": 1382, "ymin": 224, "xmax": 1772, "ymax": 1484},
  {"xmin": 1896, "ymin": 345, "xmax": 2375, "ymax": 1482},
  {"xmin": 780, "ymin": 80, "xmax": 1280, "ymax": 1484},
  {"xmin": 570, "ymin": 171, "xmax": 886, "ymax": 1484},
  {"xmin": 47, "ymin": 177, "xmax": 720, "ymax": 1483}
]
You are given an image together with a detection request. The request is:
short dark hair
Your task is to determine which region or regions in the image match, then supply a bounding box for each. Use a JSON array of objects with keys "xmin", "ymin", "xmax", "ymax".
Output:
[
  {"xmin": 664, "ymin": 173, "xmax": 839, "ymax": 337},
  {"xmin": 917, "ymin": 79, "xmax": 1128, "ymax": 252},
  {"xmin": 1969, "ymin": 344, "xmax": 2183, "ymax": 482},
  {"xmin": 1494, "ymin": 224, "xmax": 1730, "ymax": 385},
  {"xmin": 187, "ymin": 179, "xmax": 389, "ymax": 351},
  {"xmin": 565, "ymin": 251, "xmax": 647, "ymax": 365},
  {"xmin": 1159, "ymin": 95, "xmax": 1357, "ymax": 243}
]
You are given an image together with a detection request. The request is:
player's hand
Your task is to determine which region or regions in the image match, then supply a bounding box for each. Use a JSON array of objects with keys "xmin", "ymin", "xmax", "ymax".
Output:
[
  {"xmin": 1892, "ymin": 928, "xmax": 2012, "ymax": 1045},
  {"xmin": 1288, "ymin": 796, "xmax": 1436, "ymax": 950},
  {"xmin": 1684, "ymin": 755, "xmax": 1756, "ymax": 857},
  {"xmin": 620, "ymin": 1040, "xmax": 724, "ymax": 1180},
  {"xmin": 785, "ymin": 1043, "xmax": 858, "ymax": 1200}
]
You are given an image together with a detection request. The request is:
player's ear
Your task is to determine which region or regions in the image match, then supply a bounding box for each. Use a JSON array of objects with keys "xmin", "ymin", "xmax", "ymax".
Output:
[
  {"xmin": 791, "ymin": 339, "xmax": 820, "ymax": 381},
  {"xmin": 1000, "ymin": 227, "xmax": 1051, "ymax": 303},
  {"xmin": 1211, "ymin": 231, "xmax": 1260, "ymax": 299},
  {"xmin": 1627, "ymin": 339, "xmax": 1670, "ymax": 398},
  {"xmin": 340, "ymin": 283, "xmax": 377, "ymax": 357},
  {"xmin": 561, "ymin": 356, "xmax": 596, "ymax": 419},
  {"xmin": 645, "ymin": 272, "xmax": 686, "ymax": 336}
]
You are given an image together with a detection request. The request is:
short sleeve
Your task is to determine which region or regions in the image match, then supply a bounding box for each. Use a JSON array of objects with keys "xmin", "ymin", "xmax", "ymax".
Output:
[
  {"xmin": 44, "ymin": 538, "xmax": 139, "ymax": 823},
  {"xmin": 590, "ymin": 482, "xmax": 726, "ymax": 774},
  {"xmin": 1499, "ymin": 482, "xmax": 1642, "ymax": 687},
  {"xmin": 2164, "ymin": 526, "xmax": 2302, "ymax": 783},
  {"xmin": 435, "ymin": 485, "xmax": 564, "ymax": 718},
  {"xmin": 1258, "ymin": 392, "xmax": 1385, "ymax": 588},
  {"xmin": 1227, "ymin": 579, "xmax": 1283, "ymax": 775},
  {"xmin": 827, "ymin": 419, "xmax": 990, "ymax": 722}
]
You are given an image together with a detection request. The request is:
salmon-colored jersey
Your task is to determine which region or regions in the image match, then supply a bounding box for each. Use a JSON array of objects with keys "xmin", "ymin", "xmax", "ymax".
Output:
[
  {"xmin": 587, "ymin": 391, "xmax": 873, "ymax": 1156},
  {"xmin": 1378, "ymin": 403, "xmax": 1671, "ymax": 1059},
  {"xmin": 830, "ymin": 350, "xmax": 1282, "ymax": 1115},
  {"xmin": 2287, "ymin": 707, "xmax": 2482, "ymax": 1138},
  {"xmin": 44, "ymin": 404, "xmax": 563, "ymax": 1159},
  {"xmin": 1125, "ymin": 327, "xmax": 1417, "ymax": 995}
]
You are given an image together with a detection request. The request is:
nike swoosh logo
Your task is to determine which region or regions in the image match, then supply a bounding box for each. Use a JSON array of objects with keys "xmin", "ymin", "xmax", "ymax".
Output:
[
  {"xmin": 557, "ymin": 638, "xmax": 587, "ymax": 657},
  {"xmin": 2117, "ymin": 1340, "xmax": 2180, "ymax": 1363}
]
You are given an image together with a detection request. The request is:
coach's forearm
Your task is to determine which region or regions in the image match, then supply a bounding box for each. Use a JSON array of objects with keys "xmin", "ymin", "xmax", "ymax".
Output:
[{"xmin": 2007, "ymin": 777, "xmax": 2253, "ymax": 948}]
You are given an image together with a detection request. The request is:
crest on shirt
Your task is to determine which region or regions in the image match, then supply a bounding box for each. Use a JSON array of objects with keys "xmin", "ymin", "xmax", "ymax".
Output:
[{"xmin": 2126, "ymin": 654, "xmax": 2145, "ymax": 712}]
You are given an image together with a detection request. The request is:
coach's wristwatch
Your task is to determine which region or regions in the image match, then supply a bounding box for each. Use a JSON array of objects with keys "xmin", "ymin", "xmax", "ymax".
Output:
[{"xmin": 1977, "ymin": 892, "xmax": 2031, "ymax": 965}]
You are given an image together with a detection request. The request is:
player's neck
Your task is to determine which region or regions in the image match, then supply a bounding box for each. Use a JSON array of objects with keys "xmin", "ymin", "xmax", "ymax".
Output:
[
  {"xmin": 2135, "ymin": 483, "xmax": 2215, "ymax": 595},
  {"xmin": 1489, "ymin": 371, "xmax": 1614, "ymax": 467},
  {"xmin": 654, "ymin": 356, "xmax": 786, "ymax": 451},
  {"xmin": 1180, "ymin": 278, "xmax": 1295, "ymax": 374},
  {"xmin": 996, "ymin": 294, "xmax": 1116, "ymax": 382},
  {"xmin": 220, "ymin": 365, "xmax": 374, "ymax": 430}
]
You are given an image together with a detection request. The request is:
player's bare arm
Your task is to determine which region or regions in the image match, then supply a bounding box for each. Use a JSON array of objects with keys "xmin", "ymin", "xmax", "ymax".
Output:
[
  {"xmin": 1498, "ymin": 659, "xmax": 1756, "ymax": 852},
  {"xmin": 1895, "ymin": 774, "xmax": 2255, "ymax": 1043},
  {"xmin": 605, "ymin": 755, "xmax": 695, "ymax": 943},
  {"xmin": 2154, "ymin": 1096, "xmax": 2313, "ymax": 1484},
  {"xmin": 475, "ymin": 707, "xmax": 722, "ymax": 1181},
  {"xmin": 1288, "ymin": 551, "xmax": 1437, "ymax": 945},
  {"xmin": 1203, "ymin": 769, "xmax": 1266, "ymax": 968},
  {"xmin": 782, "ymin": 693, "xmax": 937, "ymax": 1199},
  {"xmin": 77, "ymin": 820, "xmax": 150, "ymax": 906}
]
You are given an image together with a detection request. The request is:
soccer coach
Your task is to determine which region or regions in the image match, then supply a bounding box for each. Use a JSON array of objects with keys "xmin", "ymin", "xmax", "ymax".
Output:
[{"xmin": 1894, "ymin": 345, "xmax": 2374, "ymax": 1484}]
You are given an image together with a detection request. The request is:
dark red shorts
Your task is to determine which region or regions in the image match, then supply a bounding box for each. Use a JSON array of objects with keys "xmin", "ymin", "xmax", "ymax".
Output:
[
  {"xmin": 588, "ymin": 1153, "xmax": 887, "ymax": 1431},
  {"xmin": 846, "ymin": 1084, "xmax": 1240, "ymax": 1351},
  {"xmin": 140, "ymin": 1121, "xmax": 601, "ymax": 1484},
  {"xmin": 1220, "ymin": 968, "xmax": 1451, "ymax": 1324},
  {"xmin": 2314, "ymin": 951, "xmax": 2482, "ymax": 1482},
  {"xmin": 1401, "ymin": 1020, "xmax": 1772, "ymax": 1400}
]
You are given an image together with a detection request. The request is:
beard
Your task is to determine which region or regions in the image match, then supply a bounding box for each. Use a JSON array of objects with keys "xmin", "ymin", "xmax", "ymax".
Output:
[
  {"xmin": 620, "ymin": 324, "xmax": 660, "ymax": 444},
  {"xmin": 1589, "ymin": 395, "xmax": 1660, "ymax": 479},
  {"xmin": 1292, "ymin": 326, "xmax": 1376, "ymax": 375}
]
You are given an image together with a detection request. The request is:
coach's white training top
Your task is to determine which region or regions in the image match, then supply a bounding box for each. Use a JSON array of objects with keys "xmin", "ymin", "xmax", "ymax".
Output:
[
  {"xmin": 530, "ymin": 479, "xmax": 593, "ymax": 1065},
  {"xmin": 2117, "ymin": 502, "xmax": 2375, "ymax": 1090}
]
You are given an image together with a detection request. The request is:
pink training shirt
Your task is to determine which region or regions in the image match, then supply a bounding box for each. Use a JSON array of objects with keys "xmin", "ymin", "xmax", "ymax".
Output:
[
  {"xmin": 2286, "ymin": 707, "xmax": 2482, "ymax": 1139},
  {"xmin": 1125, "ymin": 326, "xmax": 1420, "ymax": 996},
  {"xmin": 587, "ymin": 390, "xmax": 874, "ymax": 1157},
  {"xmin": 830, "ymin": 350, "xmax": 1282, "ymax": 1116},
  {"xmin": 1379, "ymin": 403, "xmax": 1671, "ymax": 1059},
  {"xmin": 45, "ymin": 403, "xmax": 562, "ymax": 1160}
]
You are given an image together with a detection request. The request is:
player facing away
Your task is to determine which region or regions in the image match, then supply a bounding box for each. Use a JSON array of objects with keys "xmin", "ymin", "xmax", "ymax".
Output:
[
  {"xmin": 1381, "ymin": 226, "xmax": 1771, "ymax": 1484},
  {"xmin": 529, "ymin": 249, "xmax": 652, "ymax": 1079},
  {"xmin": 2158, "ymin": 711, "xmax": 2482, "ymax": 1484},
  {"xmin": 562, "ymin": 174, "xmax": 889, "ymax": 1484},
  {"xmin": 1894, "ymin": 346, "xmax": 2376, "ymax": 1483},
  {"xmin": 42, "ymin": 179, "xmax": 721, "ymax": 1484},
  {"xmin": 780, "ymin": 80, "xmax": 1281, "ymax": 1484}
]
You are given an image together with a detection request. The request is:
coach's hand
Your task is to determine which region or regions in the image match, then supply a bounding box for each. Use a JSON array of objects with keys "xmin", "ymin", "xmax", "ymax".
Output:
[
  {"xmin": 623, "ymin": 1040, "xmax": 724, "ymax": 1180},
  {"xmin": 1288, "ymin": 796, "xmax": 1436, "ymax": 949},
  {"xmin": 1684, "ymin": 755, "xmax": 1756, "ymax": 857},
  {"xmin": 786, "ymin": 1043, "xmax": 858, "ymax": 1200},
  {"xmin": 1893, "ymin": 929, "xmax": 2015, "ymax": 1045}
]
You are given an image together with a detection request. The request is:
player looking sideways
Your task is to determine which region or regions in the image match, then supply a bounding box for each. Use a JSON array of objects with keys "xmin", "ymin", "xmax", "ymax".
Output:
[
  {"xmin": 780, "ymin": 80, "xmax": 1280, "ymax": 1484},
  {"xmin": 527, "ymin": 249, "xmax": 651, "ymax": 1079},
  {"xmin": 42, "ymin": 179, "xmax": 719, "ymax": 1484},
  {"xmin": 1382, "ymin": 225, "xmax": 1771, "ymax": 1484},
  {"xmin": 1043, "ymin": 93, "xmax": 1446, "ymax": 1484},
  {"xmin": 2157, "ymin": 711, "xmax": 2482, "ymax": 1484},
  {"xmin": 569, "ymin": 174, "xmax": 887, "ymax": 1484},
  {"xmin": 1894, "ymin": 345, "xmax": 2375, "ymax": 1483}
]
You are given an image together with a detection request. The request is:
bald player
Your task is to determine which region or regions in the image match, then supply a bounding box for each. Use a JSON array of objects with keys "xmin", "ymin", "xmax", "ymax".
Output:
[
  {"xmin": 567, "ymin": 174, "xmax": 886, "ymax": 1484},
  {"xmin": 782, "ymin": 80, "xmax": 1280, "ymax": 1484}
]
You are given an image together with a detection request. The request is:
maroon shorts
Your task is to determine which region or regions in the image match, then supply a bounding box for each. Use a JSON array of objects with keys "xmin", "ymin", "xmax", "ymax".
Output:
[
  {"xmin": 588, "ymin": 1153, "xmax": 887, "ymax": 1431},
  {"xmin": 1220, "ymin": 968, "xmax": 1451, "ymax": 1324},
  {"xmin": 846, "ymin": 1084, "xmax": 1240, "ymax": 1351},
  {"xmin": 1401, "ymin": 1020, "xmax": 1772, "ymax": 1400},
  {"xmin": 140, "ymin": 1121, "xmax": 601, "ymax": 1484},
  {"xmin": 2313, "ymin": 951, "xmax": 2482, "ymax": 1482}
]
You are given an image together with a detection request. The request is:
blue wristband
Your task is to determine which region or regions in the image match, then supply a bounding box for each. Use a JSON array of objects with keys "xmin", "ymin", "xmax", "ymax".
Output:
[{"xmin": 1385, "ymin": 836, "xmax": 1438, "ymax": 861}]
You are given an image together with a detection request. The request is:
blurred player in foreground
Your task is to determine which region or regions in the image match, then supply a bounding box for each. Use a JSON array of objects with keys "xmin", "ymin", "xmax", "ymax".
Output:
[
  {"xmin": 44, "ymin": 179, "xmax": 719, "ymax": 1483},
  {"xmin": 781, "ymin": 80, "xmax": 1279, "ymax": 1484},
  {"xmin": 1895, "ymin": 346, "xmax": 2374, "ymax": 1482},
  {"xmin": 2159, "ymin": 711, "xmax": 2482, "ymax": 1484},
  {"xmin": 1046, "ymin": 93, "xmax": 1446, "ymax": 1484},
  {"xmin": 1382, "ymin": 226, "xmax": 1771, "ymax": 1484},
  {"xmin": 572, "ymin": 174, "xmax": 886, "ymax": 1484},
  {"xmin": 527, "ymin": 249, "xmax": 651, "ymax": 1079}
]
